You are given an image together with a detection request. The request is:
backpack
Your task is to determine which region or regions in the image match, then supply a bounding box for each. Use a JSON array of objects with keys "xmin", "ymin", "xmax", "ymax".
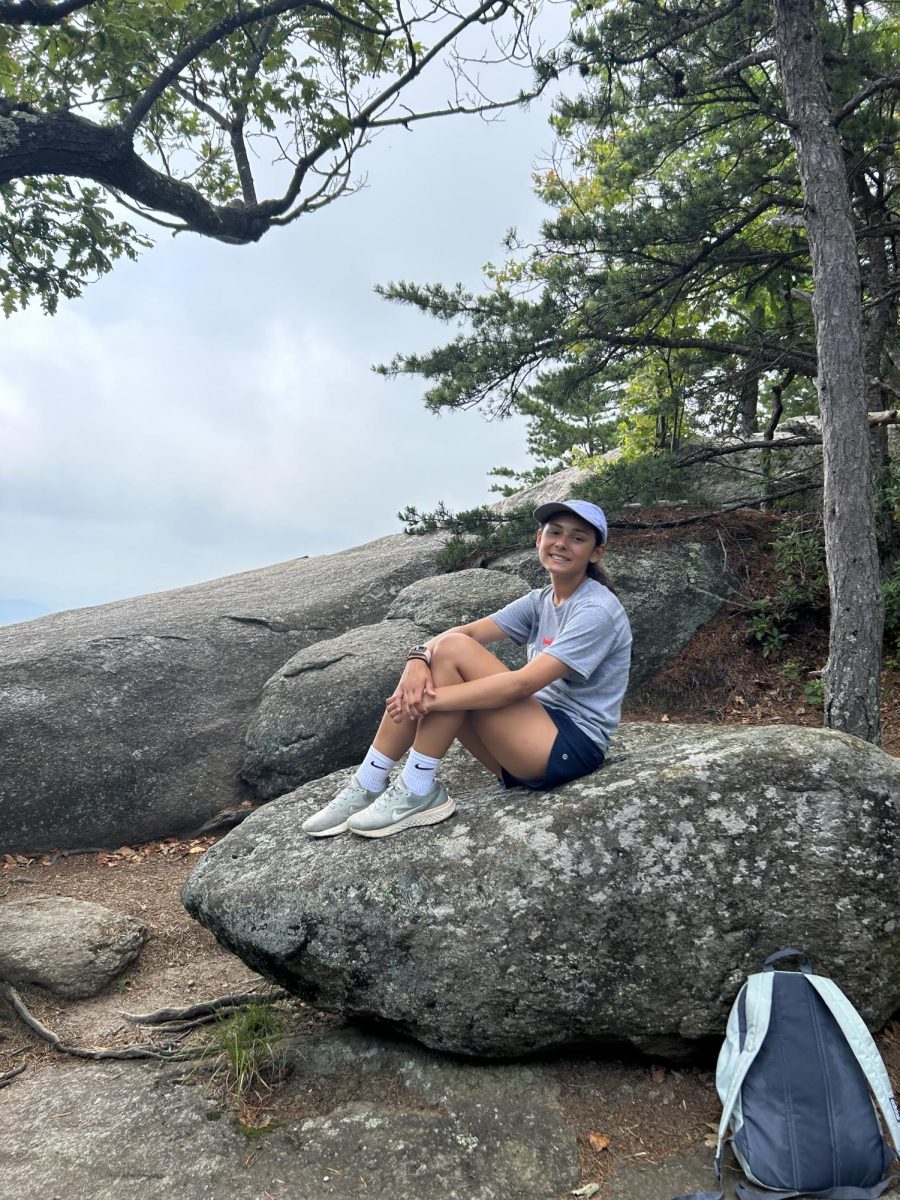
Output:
[{"xmin": 676, "ymin": 948, "xmax": 900, "ymax": 1200}]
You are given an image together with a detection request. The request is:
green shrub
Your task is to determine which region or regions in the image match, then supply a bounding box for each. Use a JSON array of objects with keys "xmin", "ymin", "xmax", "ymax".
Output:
[
  {"xmin": 747, "ymin": 515, "xmax": 828, "ymax": 657},
  {"xmin": 569, "ymin": 451, "xmax": 709, "ymax": 512},
  {"xmin": 883, "ymin": 562, "xmax": 900, "ymax": 662},
  {"xmin": 399, "ymin": 501, "xmax": 537, "ymax": 571},
  {"xmin": 400, "ymin": 452, "xmax": 711, "ymax": 572}
]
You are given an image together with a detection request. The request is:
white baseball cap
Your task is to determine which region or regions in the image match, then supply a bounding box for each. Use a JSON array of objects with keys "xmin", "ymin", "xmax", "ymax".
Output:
[{"xmin": 533, "ymin": 499, "xmax": 608, "ymax": 544}]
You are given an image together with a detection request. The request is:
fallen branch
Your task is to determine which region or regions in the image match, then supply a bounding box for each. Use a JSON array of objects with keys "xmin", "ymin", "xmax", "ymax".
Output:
[
  {"xmin": 869, "ymin": 408, "xmax": 899, "ymax": 426},
  {"xmin": 122, "ymin": 989, "xmax": 291, "ymax": 1027},
  {"xmin": 1, "ymin": 983, "xmax": 201, "ymax": 1062},
  {"xmin": 47, "ymin": 848, "xmax": 107, "ymax": 863},
  {"xmin": 675, "ymin": 409, "xmax": 899, "ymax": 469},
  {"xmin": 0, "ymin": 1064, "xmax": 26, "ymax": 1088},
  {"xmin": 194, "ymin": 807, "xmax": 255, "ymax": 835},
  {"xmin": 609, "ymin": 482, "xmax": 816, "ymax": 531},
  {"xmin": 674, "ymin": 436, "xmax": 821, "ymax": 467}
]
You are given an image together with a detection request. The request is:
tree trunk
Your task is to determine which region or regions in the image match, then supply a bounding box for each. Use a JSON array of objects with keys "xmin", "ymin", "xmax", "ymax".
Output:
[
  {"xmin": 739, "ymin": 365, "xmax": 760, "ymax": 439},
  {"xmin": 772, "ymin": 0, "xmax": 883, "ymax": 743}
]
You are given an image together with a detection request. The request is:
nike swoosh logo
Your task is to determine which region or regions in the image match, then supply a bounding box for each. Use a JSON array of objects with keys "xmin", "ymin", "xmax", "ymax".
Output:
[
  {"xmin": 391, "ymin": 808, "xmax": 414, "ymax": 822},
  {"xmin": 413, "ymin": 764, "xmax": 432, "ymax": 770}
]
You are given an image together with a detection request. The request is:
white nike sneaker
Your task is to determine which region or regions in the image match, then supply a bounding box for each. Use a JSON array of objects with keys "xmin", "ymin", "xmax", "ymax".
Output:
[
  {"xmin": 346, "ymin": 777, "xmax": 454, "ymax": 839},
  {"xmin": 302, "ymin": 778, "xmax": 383, "ymax": 837}
]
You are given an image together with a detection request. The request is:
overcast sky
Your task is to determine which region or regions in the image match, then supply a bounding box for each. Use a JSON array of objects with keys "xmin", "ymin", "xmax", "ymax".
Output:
[{"xmin": 0, "ymin": 29, "xmax": 565, "ymax": 620}]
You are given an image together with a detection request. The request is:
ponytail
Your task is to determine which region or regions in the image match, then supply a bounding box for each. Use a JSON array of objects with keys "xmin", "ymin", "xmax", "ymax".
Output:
[{"xmin": 588, "ymin": 562, "xmax": 618, "ymax": 595}]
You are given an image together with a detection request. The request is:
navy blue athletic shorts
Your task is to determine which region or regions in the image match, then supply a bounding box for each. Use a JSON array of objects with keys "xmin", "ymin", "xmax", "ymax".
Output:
[{"xmin": 500, "ymin": 704, "xmax": 606, "ymax": 790}]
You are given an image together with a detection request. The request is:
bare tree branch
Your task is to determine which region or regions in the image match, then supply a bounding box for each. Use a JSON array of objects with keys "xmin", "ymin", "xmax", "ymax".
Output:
[
  {"xmin": 869, "ymin": 408, "xmax": 900, "ymax": 426},
  {"xmin": 124, "ymin": 0, "xmax": 391, "ymax": 136},
  {"xmin": 674, "ymin": 434, "xmax": 821, "ymax": 468},
  {"xmin": 170, "ymin": 81, "xmax": 230, "ymax": 132},
  {"xmin": 711, "ymin": 47, "xmax": 776, "ymax": 81},
  {"xmin": 598, "ymin": 330, "xmax": 816, "ymax": 376},
  {"xmin": 367, "ymin": 90, "xmax": 534, "ymax": 129},
  {"xmin": 834, "ymin": 74, "xmax": 900, "ymax": 126},
  {"xmin": 230, "ymin": 16, "xmax": 279, "ymax": 204},
  {"xmin": 609, "ymin": 481, "xmax": 819, "ymax": 530},
  {"xmin": 267, "ymin": 0, "xmax": 522, "ymax": 221}
]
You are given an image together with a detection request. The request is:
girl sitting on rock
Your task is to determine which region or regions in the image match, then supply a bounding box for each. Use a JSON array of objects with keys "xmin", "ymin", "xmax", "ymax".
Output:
[{"xmin": 302, "ymin": 499, "xmax": 632, "ymax": 839}]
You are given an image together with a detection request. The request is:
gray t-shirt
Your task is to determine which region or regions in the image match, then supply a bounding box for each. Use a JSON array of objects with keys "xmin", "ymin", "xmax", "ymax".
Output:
[{"xmin": 490, "ymin": 578, "xmax": 632, "ymax": 751}]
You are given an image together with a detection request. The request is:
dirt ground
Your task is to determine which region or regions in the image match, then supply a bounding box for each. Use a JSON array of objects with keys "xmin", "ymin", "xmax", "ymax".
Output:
[
  {"xmin": 2, "ymin": 827, "xmax": 899, "ymax": 1194},
  {"xmin": 2, "ymin": 520, "xmax": 898, "ymax": 1193}
]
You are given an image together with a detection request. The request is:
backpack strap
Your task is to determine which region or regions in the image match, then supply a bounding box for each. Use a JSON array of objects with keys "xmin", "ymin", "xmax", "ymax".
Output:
[
  {"xmin": 734, "ymin": 1178, "xmax": 900, "ymax": 1199},
  {"xmin": 714, "ymin": 970, "xmax": 774, "ymax": 1159},
  {"xmin": 668, "ymin": 973, "xmax": 775, "ymax": 1200},
  {"xmin": 806, "ymin": 974, "xmax": 900, "ymax": 1156}
]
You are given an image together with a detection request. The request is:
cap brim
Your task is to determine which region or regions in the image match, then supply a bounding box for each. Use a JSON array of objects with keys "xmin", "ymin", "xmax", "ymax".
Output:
[{"xmin": 533, "ymin": 501, "xmax": 606, "ymax": 542}]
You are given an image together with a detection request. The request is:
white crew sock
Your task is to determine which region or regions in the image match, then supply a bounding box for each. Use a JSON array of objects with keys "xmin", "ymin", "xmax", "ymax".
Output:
[
  {"xmin": 354, "ymin": 746, "xmax": 397, "ymax": 793},
  {"xmin": 401, "ymin": 748, "xmax": 442, "ymax": 796}
]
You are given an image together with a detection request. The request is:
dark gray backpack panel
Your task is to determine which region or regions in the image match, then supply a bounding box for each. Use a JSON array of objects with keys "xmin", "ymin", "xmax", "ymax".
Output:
[{"xmin": 735, "ymin": 972, "xmax": 892, "ymax": 1192}]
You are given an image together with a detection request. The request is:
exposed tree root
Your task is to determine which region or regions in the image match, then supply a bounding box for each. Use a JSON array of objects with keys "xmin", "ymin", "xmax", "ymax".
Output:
[
  {"xmin": 122, "ymin": 988, "xmax": 291, "ymax": 1029},
  {"xmin": 0, "ymin": 1064, "xmax": 26, "ymax": 1088},
  {"xmin": 194, "ymin": 807, "xmax": 255, "ymax": 835},
  {"xmin": 0, "ymin": 983, "xmax": 202, "ymax": 1062}
]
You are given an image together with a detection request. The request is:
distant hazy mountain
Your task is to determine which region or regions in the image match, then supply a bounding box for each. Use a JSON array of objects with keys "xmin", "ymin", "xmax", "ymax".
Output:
[{"xmin": 0, "ymin": 599, "xmax": 52, "ymax": 626}]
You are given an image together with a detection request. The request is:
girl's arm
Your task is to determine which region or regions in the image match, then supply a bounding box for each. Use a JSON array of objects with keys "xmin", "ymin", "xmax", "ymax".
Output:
[
  {"xmin": 388, "ymin": 619, "xmax": 512, "ymax": 722},
  {"xmin": 426, "ymin": 653, "xmax": 568, "ymax": 714}
]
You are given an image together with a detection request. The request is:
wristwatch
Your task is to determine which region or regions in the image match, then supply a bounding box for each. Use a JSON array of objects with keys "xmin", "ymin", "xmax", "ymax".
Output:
[{"xmin": 406, "ymin": 644, "xmax": 432, "ymax": 666}]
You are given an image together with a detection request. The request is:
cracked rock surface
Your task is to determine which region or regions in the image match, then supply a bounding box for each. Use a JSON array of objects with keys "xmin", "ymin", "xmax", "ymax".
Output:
[
  {"xmin": 0, "ymin": 1028, "xmax": 579, "ymax": 1200},
  {"xmin": 184, "ymin": 724, "xmax": 900, "ymax": 1058},
  {"xmin": 0, "ymin": 533, "xmax": 443, "ymax": 853},
  {"xmin": 244, "ymin": 570, "xmax": 529, "ymax": 799}
]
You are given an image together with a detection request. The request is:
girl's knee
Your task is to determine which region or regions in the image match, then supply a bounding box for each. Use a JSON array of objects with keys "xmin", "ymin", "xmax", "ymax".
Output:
[{"xmin": 431, "ymin": 630, "xmax": 471, "ymax": 664}]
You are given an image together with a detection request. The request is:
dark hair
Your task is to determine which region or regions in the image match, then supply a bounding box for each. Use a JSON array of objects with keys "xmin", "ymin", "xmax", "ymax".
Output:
[{"xmin": 587, "ymin": 544, "xmax": 617, "ymax": 594}]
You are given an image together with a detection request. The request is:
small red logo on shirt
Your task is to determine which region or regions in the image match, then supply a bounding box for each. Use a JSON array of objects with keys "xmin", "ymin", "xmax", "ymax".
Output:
[{"xmin": 543, "ymin": 637, "xmax": 554, "ymax": 645}]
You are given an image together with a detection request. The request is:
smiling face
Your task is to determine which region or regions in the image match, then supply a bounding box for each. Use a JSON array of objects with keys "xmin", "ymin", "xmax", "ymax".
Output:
[{"xmin": 536, "ymin": 512, "xmax": 605, "ymax": 584}]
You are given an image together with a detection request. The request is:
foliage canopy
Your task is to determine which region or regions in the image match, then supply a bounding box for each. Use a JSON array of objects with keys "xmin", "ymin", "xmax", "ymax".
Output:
[
  {"xmin": 0, "ymin": 0, "xmax": 544, "ymax": 311},
  {"xmin": 378, "ymin": 0, "xmax": 899, "ymax": 459}
]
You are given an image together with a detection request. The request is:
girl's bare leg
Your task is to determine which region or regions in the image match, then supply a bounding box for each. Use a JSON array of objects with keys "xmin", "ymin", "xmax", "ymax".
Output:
[
  {"xmin": 456, "ymin": 716, "xmax": 504, "ymax": 779},
  {"xmin": 410, "ymin": 632, "xmax": 558, "ymax": 782},
  {"xmin": 371, "ymin": 710, "xmax": 418, "ymax": 762}
]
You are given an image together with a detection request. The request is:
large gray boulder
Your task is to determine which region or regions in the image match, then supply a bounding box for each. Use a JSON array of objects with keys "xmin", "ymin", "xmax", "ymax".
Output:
[
  {"xmin": 0, "ymin": 533, "xmax": 443, "ymax": 853},
  {"xmin": 243, "ymin": 538, "xmax": 738, "ymax": 803},
  {"xmin": 243, "ymin": 619, "xmax": 424, "ymax": 800},
  {"xmin": 385, "ymin": 568, "xmax": 528, "ymax": 633},
  {"xmin": 0, "ymin": 896, "xmax": 147, "ymax": 998},
  {"xmin": 677, "ymin": 419, "xmax": 824, "ymax": 511},
  {"xmin": 494, "ymin": 540, "xmax": 738, "ymax": 688},
  {"xmin": 183, "ymin": 723, "xmax": 900, "ymax": 1059},
  {"xmin": 244, "ymin": 571, "xmax": 529, "ymax": 799},
  {"xmin": 489, "ymin": 465, "xmax": 592, "ymax": 515}
]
